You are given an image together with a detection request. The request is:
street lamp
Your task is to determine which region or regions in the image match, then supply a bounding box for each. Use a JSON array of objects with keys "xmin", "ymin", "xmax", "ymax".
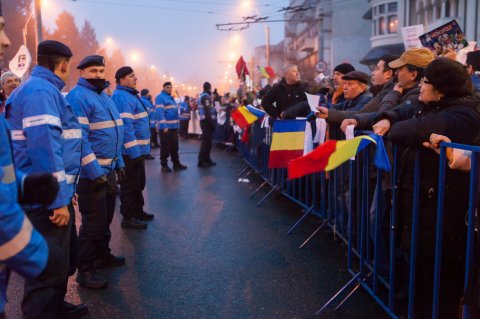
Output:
[{"xmin": 23, "ymin": 11, "xmax": 34, "ymax": 46}]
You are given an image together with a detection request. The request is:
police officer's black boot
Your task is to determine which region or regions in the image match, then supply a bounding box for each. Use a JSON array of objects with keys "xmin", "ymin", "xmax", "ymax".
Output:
[
  {"xmin": 173, "ymin": 162, "xmax": 187, "ymax": 170},
  {"xmin": 76, "ymin": 266, "xmax": 108, "ymax": 289}
]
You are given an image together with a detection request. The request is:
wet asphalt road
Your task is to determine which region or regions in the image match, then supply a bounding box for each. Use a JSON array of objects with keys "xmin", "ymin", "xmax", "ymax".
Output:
[{"xmin": 6, "ymin": 138, "xmax": 387, "ymax": 319}]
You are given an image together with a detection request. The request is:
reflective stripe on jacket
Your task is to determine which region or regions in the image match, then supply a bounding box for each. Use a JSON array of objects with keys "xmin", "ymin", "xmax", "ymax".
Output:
[{"xmin": 155, "ymin": 90, "xmax": 179, "ymax": 129}]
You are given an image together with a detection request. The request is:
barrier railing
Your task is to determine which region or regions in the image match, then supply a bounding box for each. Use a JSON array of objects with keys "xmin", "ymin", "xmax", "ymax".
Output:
[{"xmin": 232, "ymin": 119, "xmax": 480, "ymax": 319}]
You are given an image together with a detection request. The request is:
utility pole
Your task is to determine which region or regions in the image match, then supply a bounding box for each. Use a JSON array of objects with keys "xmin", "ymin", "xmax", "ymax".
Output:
[
  {"xmin": 265, "ymin": 26, "xmax": 270, "ymax": 67},
  {"xmin": 34, "ymin": 0, "xmax": 43, "ymax": 60}
]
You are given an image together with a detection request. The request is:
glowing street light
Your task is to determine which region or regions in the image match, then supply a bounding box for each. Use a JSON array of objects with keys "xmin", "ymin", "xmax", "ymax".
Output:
[{"xmin": 150, "ymin": 65, "xmax": 156, "ymax": 70}]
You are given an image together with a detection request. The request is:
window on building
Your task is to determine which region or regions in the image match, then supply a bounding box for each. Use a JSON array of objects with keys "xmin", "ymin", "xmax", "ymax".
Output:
[{"xmin": 372, "ymin": 1, "xmax": 398, "ymax": 36}]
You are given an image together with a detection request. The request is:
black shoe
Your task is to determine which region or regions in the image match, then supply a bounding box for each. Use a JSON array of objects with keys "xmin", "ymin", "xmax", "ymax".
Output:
[
  {"xmin": 121, "ymin": 218, "xmax": 147, "ymax": 229},
  {"xmin": 173, "ymin": 163, "xmax": 187, "ymax": 170},
  {"xmin": 144, "ymin": 154, "xmax": 155, "ymax": 160},
  {"xmin": 197, "ymin": 161, "xmax": 210, "ymax": 168},
  {"xmin": 161, "ymin": 166, "xmax": 172, "ymax": 172},
  {"xmin": 61, "ymin": 301, "xmax": 88, "ymax": 319},
  {"xmin": 95, "ymin": 254, "xmax": 126, "ymax": 269},
  {"xmin": 76, "ymin": 270, "xmax": 108, "ymax": 289},
  {"xmin": 136, "ymin": 211, "xmax": 154, "ymax": 221},
  {"xmin": 207, "ymin": 160, "xmax": 217, "ymax": 166}
]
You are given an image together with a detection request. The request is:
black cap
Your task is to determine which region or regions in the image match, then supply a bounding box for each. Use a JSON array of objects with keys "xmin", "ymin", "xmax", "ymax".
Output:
[
  {"xmin": 0, "ymin": 0, "xmax": 3, "ymax": 16},
  {"xmin": 115, "ymin": 66, "xmax": 134, "ymax": 81},
  {"xmin": 77, "ymin": 55, "xmax": 105, "ymax": 70},
  {"xmin": 140, "ymin": 89, "xmax": 149, "ymax": 96},
  {"xmin": 333, "ymin": 63, "xmax": 355, "ymax": 75},
  {"xmin": 37, "ymin": 40, "xmax": 73, "ymax": 58},
  {"xmin": 163, "ymin": 81, "xmax": 172, "ymax": 87},
  {"xmin": 203, "ymin": 81, "xmax": 211, "ymax": 91},
  {"xmin": 342, "ymin": 71, "xmax": 370, "ymax": 85}
]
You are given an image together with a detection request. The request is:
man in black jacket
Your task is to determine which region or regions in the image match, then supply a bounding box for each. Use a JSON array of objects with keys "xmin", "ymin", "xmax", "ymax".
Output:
[{"xmin": 261, "ymin": 64, "xmax": 310, "ymax": 119}]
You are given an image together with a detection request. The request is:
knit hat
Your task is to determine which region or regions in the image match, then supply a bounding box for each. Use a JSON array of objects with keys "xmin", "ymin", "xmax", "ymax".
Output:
[
  {"xmin": 115, "ymin": 66, "xmax": 134, "ymax": 81},
  {"xmin": 389, "ymin": 48, "xmax": 434, "ymax": 69},
  {"xmin": 333, "ymin": 63, "xmax": 355, "ymax": 75},
  {"xmin": 424, "ymin": 57, "xmax": 473, "ymax": 98}
]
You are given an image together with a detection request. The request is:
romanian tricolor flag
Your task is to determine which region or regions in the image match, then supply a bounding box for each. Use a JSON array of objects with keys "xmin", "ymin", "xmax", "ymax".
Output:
[
  {"xmin": 288, "ymin": 134, "xmax": 391, "ymax": 179},
  {"xmin": 231, "ymin": 105, "xmax": 265, "ymax": 130},
  {"xmin": 268, "ymin": 120, "xmax": 306, "ymax": 168}
]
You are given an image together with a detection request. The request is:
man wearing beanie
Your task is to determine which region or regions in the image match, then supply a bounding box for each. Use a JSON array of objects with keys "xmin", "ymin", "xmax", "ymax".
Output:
[
  {"xmin": 5, "ymin": 39, "xmax": 87, "ymax": 317},
  {"xmin": 197, "ymin": 81, "xmax": 217, "ymax": 167},
  {"xmin": 331, "ymin": 62, "xmax": 355, "ymax": 105},
  {"xmin": 466, "ymin": 50, "xmax": 480, "ymax": 94},
  {"xmin": 155, "ymin": 81, "xmax": 187, "ymax": 172},
  {"xmin": 66, "ymin": 55, "xmax": 126, "ymax": 289},
  {"xmin": 111, "ymin": 66, "xmax": 153, "ymax": 229},
  {"xmin": 261, "ymin": 64, "xmax": 310, "ymax": 119}
]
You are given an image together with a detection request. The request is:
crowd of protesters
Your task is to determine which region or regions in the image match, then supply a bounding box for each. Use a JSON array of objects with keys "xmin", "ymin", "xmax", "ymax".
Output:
[{"xmin": 1, "ymin": 0, "xmax": 480, "ymax": 317}]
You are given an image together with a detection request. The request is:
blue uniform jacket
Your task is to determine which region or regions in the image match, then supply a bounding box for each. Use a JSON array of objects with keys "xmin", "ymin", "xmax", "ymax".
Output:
[
  {"xmin": 179, "ymin": 101, "xmax": 190, "ymax": 120},
  {"xmin": 67, "ymin": 78, "xmax": 125, "ymax": 180},
  {"xmin": 141, "ymin": 96, "xmax": 156, "ymax": 129},
  {"xmin": 155, "ymin": 91, "xmax": 179, "ymax": 130},
  {"xmin": 0, "ymin": 116, "xmax": 48, "ymax": 313},
  {"xmin": 198, "ymin": 92, "xmax": 217, "ymax": 131},
  {"xmin": 112, "ymin": 85, "xmax": 150, "ymax": 158},
  {"xmin": 5, "ymin": 66, "xmax": 82, "ymax": 210}
]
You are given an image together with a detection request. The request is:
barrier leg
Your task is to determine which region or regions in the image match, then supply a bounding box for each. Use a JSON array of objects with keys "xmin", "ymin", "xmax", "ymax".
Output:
[
  {"xmin": 256, "ymin": 185, "xmax": 278, "ymax": 207},
  {"xmin": 299, "ymin": 219, "xmax": 327, "ymax": 248},
  {"xmin": 237, "ymin": 164, "xmax": 249, "ymax": 176},
  {"xmin": 315, "ymin": 272, "xmax": 362, "ymax": 315},
  {"xmin": 250, "ymin": 180, "xmax": 269, "ymax": 199},
  {"xmin": 287, "ymin": 206, "xmax": 314, "ymax": 235}
]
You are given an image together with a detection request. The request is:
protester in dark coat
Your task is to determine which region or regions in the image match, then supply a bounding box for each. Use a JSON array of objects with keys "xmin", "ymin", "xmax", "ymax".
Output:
[
  {"xmin": 261, "ymin": 64, "xmax": 310, "ymax": 119},
  {"xmin": 372, "ymin": 57, "xmax": 480, "ymax": 319}
]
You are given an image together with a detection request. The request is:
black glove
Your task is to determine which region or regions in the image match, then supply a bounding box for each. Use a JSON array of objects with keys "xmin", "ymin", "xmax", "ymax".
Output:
[
  {"xmin": 94, "ymin": 174, "xmax": 108, "ymax": 185},
  {"xmin": 115, "ymin": 168, "xmax": 126, "ymax": 184},
  {"xmin": 20, "ymin": 173, "xmax": 59, "ymax": 206}
]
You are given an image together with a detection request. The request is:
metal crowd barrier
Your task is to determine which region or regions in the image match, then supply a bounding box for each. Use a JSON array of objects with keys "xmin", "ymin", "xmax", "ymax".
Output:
[{"xmin": 233, "ymin": 119, "xmax": 480, "ymax": 319}]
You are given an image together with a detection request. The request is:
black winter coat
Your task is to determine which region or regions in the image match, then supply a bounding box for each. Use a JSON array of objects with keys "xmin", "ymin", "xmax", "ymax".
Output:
[{"xmin": 261, "ymin": 78, "xmax": 310, "ymax": 119}]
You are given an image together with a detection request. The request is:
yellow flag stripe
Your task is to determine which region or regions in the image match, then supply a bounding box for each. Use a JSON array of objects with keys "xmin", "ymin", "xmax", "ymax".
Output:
[
  {"xmin": 325, "ymin": 136, "xmax": 376, "ymax": 171},
  {"xmin": 238, "ymin": 106, "xmax": 258, "ymax": 124},
  {"xmin": 270, "ymin": 131, "xmax": 305, "ymax": 151}
]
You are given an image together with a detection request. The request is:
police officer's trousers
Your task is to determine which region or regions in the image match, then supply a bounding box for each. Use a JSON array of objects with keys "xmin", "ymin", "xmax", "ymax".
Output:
[
  {"xmin": 77, "ymin": 172, "xmax": 117, "ymax": 271},
  {"xmin": 198, "ymin": 124, "xmax": 213, "ymax": 163},
  {"xmin": 119, "ymin": 156, "xmax": 146, "ymax": 221},
  {"xmin": 179, "ymin": 120, "xmax": 189, "ymax": 138},
  {"xmin": 22, "ymin": 205, "xmax": 75, "ymax": 319},
  {"xmin": 159, "ymin": 129, "xmax": 180, "ymax": 167}
]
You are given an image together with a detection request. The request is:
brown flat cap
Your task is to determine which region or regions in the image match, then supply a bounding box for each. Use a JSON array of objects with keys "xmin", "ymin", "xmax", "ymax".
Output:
[
  {"xmin": 342, "ymin": 71, "xmax": 370, "ymax": 85},
  {"xmin": 389, "ymin": 48, "xmax": 435, "ymax": 69}
]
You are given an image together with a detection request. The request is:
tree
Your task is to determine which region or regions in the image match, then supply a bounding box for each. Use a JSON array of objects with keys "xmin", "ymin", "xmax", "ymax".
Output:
[{"xmin": 79, "ymin": 20, "xmax": 99, "ymax": 57}]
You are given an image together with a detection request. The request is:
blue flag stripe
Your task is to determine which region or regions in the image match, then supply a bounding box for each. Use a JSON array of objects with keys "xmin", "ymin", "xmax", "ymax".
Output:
[{"xmin": 273, "ymin": 119, "xmax": 307, "ymax": 133}]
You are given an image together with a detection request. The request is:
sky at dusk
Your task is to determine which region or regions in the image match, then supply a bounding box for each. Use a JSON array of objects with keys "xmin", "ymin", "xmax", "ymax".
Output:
[{"xmin": 42, "ymin": 0, "xmax": 287, "ymax": 89}]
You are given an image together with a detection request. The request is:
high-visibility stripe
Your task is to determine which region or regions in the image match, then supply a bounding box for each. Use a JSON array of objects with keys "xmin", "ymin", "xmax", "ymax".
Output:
[
  {"xmin": 10, "ymin": 130, "xmax": 26, "ymax": 141},
  {"xmin": 120, "ymin": 112, "xmax": 134, "ymax": 119},
  {"xmin": 158, "ymin": 120, "xmax": 167, "ymax": 123},
  {"xmin": 65, "ymin": 174, "xmax": 77, "ymax": 185},
  {"xmin": 61, "ymin": 129, "xmax": 82, "ymax": 139},
  {"xmin": 137, "ymin": 139, "xmax": 150, "ymax": 145},
  {"xmin": 165, "ymin": 120, "xmax": 178, "ymax": 124},
  {"xmin": 23, "ymin": 114, "xmax": 62, "ymax": 129},
  {"xmin": 164, "ymin": 105, "xmax": 177, "ymax": 109},
  {"xmin": 90, "ymin": 120, "xmax": 116, "ymax": 130},
  {"xmin": 77, "ymin": 117, "xmax": 89, "ymax": 125},
  {"xmin": 134, "ymin": 112, "xmax": 148, "ymax": 119},
  {"xmin": 0, "ymin": 217, "xmax": 33, "ymax": 261},
  {"xmin": 97, "ymin": 158, "xmax": 114, "ymax": 166},
  {"xmin": 52, "ymin": 170, "xmax": 66, "ymax": 183},
  {"xmin": 124, "ymin": 140, "xmax": 138, "ymax": 149},
  {"xmin": 155, "ymin": 104, "xmax": 164, "ymax": 109},
  {"xmin": 1, "ymin": 164, "xmax": 15, "ymax": 184},
  {"xmin": 81, "ymin": 153, "xmax": 97, "ymax": 166},
  {"xmin": 116, "ymin": 119, "xmax": 123, "ymax": 126}
]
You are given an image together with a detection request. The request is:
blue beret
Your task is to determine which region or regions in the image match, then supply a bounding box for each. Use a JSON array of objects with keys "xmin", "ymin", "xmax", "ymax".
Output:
[
  {"xmin": 77, "ymin": 55, "xmax": 105, "ymax": 70},
  {"xmin": 115, "ymin": 66, "xmax": 134, "ymax": 80},
  {"xmin": 37, "ymin": 40, "xmax": 73, "ymax": 58}
]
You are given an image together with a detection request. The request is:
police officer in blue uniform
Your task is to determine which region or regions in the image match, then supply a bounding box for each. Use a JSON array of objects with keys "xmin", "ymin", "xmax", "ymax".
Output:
[
  {"xmin": 5, "ymin": 40, "xmax": 87, "ymax": 318},
  {"xmin": 112, "ymin": 67, "xmax": 153, "ymax": 229},
  {"xmin": 155, "ymin": 82, "xmax": 187, "ymax": 172},
  {"xmin": 67, "ymin": 55, "xmax": 126, "ymax": 289},
  {"xmin": 197, "ymin": 82, "xmax": 217, "ymax": 167},
  {"xmin": 141, "ymin": 89, "xmax": 159, "ymax": 152},
  {"xmin": 178, "ymin": 96, "xmax": 191, "ymax": 138}
]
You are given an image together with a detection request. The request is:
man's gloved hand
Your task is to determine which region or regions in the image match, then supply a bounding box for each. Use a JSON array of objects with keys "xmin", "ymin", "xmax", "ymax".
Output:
[
  {"xmin": 94, "ymin": 174, "xmax": 108, "ymax": 185},
  {"xmin": 20, "ymin": 173, "xmax": 59, "ymax": 206},
  {"xmin": 115, "ymin": 168, "xmax": 126, "ymax": 184}
]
